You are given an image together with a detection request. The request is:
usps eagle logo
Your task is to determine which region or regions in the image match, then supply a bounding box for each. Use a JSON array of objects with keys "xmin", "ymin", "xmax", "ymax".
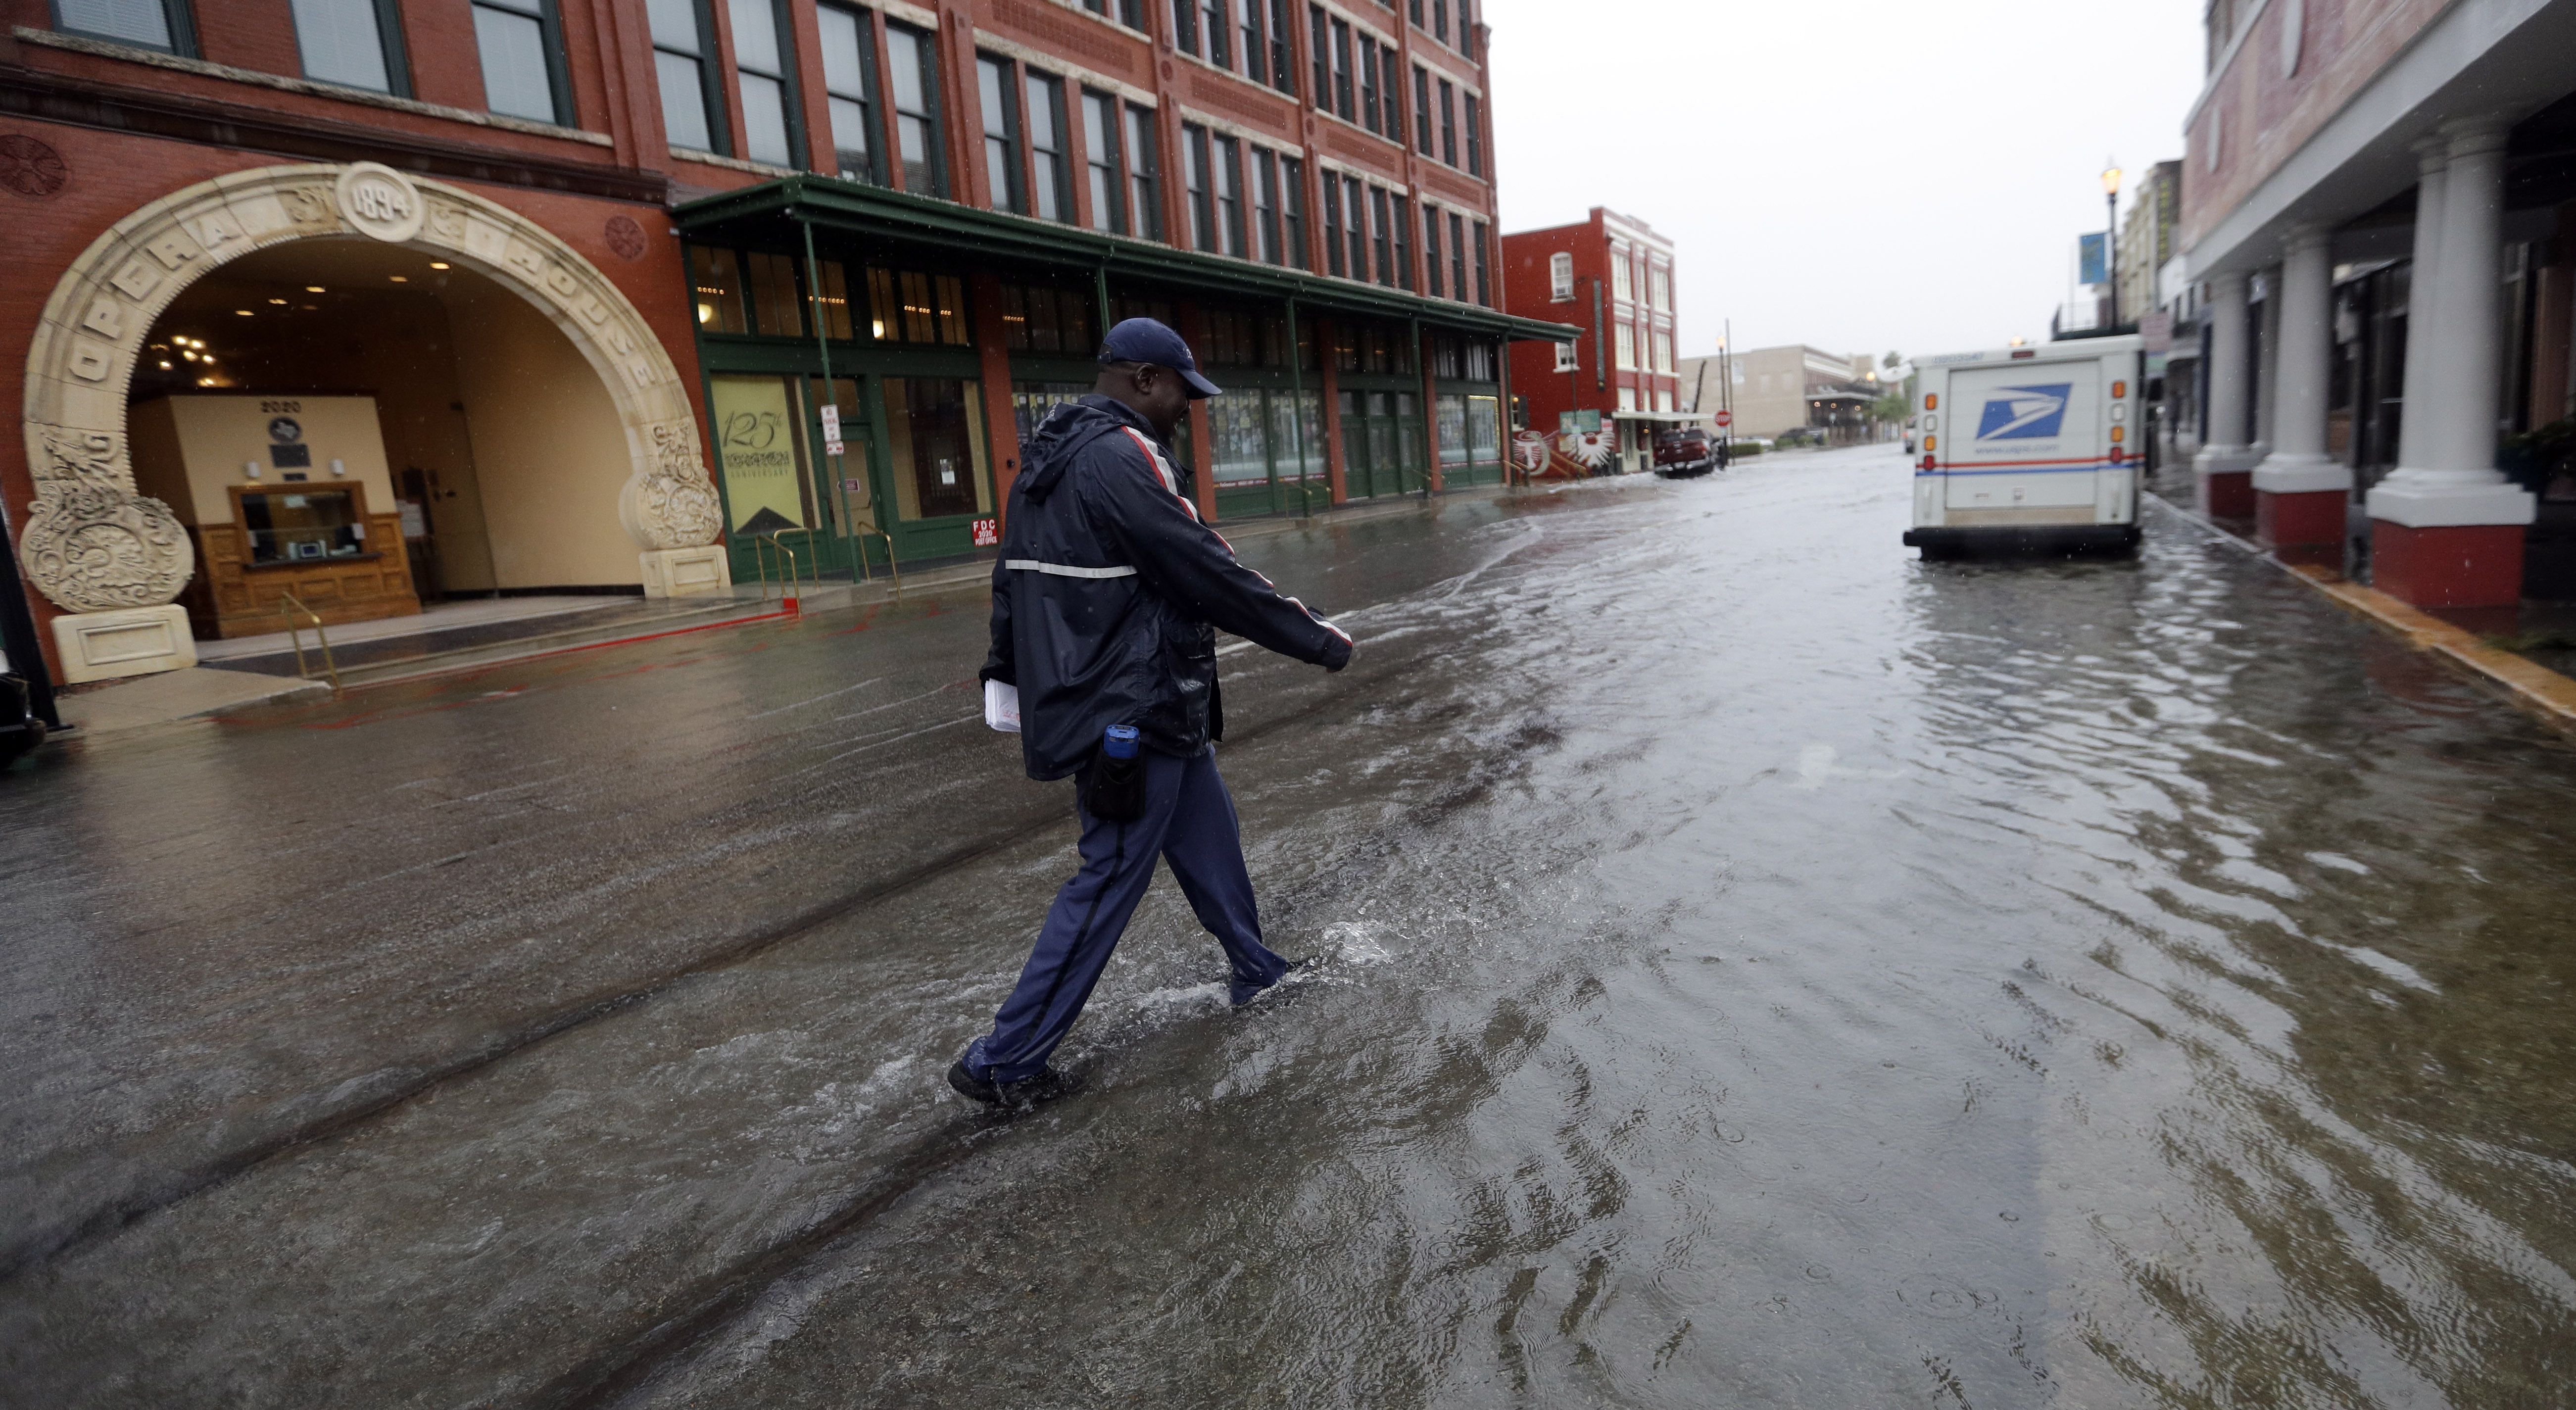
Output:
[{"xmin": 1975, "ymin": 385, "xmax": 2072, "ymax": 440}]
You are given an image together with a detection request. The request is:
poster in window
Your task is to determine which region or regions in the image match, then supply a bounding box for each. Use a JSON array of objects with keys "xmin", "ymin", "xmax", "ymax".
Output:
[{"xmin": 710, "ymin": 375, "xmax": 812, "ymax": 535}]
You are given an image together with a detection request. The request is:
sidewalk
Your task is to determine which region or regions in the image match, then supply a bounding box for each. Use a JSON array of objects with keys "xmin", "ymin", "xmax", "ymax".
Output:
[
  {"xmin": 2145, "ymin": 492, "xmax": 2576, "ymax": 739},
  {"xmin": 40, "ymin": 485, "xmax": 1513, "ymax": 739}
]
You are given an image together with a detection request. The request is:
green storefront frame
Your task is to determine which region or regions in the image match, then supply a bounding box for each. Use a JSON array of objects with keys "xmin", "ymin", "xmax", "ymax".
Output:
[
  {"xmin": 697, "ymin": 334, "xmax": 996, "ymax": 583},
  {"xmin": 674, "ymin": 175, "xmax": 1577, "ymax": 559},
  {"xmin": 1434, "ymin": 381, "xmax": 1508, "ymax": 487}
]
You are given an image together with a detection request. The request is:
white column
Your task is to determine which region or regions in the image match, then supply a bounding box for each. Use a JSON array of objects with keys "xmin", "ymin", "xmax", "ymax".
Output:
[
  {"xmin": 2253, "ymin": 265, "xmax": 2283, "ymax": 455},
  {"xmin": 2193, "ymin": 271, "xmax": 2259, "ymax": 473},
  {"xmin": 2252, "ymin": 228, "xmax": 2346, "ymax": 492},
  {"xmin": 2369, "ymin": 119, "xmax": 2537, "ymax": 526},
  {"xmin": 2392, "ymin": 139, "xmax": 2446, "ymax": 472}
]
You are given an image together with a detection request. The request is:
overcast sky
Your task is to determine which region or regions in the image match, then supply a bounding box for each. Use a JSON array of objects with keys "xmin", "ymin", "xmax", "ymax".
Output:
[{"xmin": 1485, "ymin": 0, "xmax": 2210, "ymax": 363}]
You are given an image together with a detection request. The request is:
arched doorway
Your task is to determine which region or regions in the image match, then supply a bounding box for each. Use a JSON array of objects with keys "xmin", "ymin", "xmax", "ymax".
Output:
[{"xmin": 17, "ymin": 162, "xmax": 726, "ymax": 682}]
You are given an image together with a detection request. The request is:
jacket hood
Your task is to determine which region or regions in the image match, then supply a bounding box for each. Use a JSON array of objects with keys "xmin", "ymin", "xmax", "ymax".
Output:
[{"xmin": 1017, "ymin": 395, "xmax": 1160, "ymax": 503}]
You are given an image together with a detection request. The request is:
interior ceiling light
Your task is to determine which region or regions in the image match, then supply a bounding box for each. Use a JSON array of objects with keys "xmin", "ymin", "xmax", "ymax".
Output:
[
  {"xmin": 428, "ymin": 261, "xmax": 450, "ymax": 270},
  {"xmin": 306, "ymin": 285, "xmax": 326, "ymax": 293},
  {"xmin": 268, "ymin": 297, "xmax": 288, "ymax": 305},
  {"xmin": 235, "ymin": 309, "xmax": 253, "ymax": 316},
  {"xmin": 389, "ymin": 275, "xmax": 407, "ymax": 283}
]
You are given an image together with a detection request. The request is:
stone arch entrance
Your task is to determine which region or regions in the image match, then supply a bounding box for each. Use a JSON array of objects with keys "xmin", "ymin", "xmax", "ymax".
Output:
[{"xmin": 17, "ymin": 161, "xmax": 726, "ymax": 681}]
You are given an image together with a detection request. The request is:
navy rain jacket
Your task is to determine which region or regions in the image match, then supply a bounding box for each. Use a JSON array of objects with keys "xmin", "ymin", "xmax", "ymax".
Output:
[{"xmin": 981, "ymin": 395, "xmax": 1352, "ymax": 780}]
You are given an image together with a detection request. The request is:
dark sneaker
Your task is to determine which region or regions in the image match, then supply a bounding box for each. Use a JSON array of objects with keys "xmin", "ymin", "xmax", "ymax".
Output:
[
  {"xmin": 1231, "ymin": 956, "xmax": 1312, "ymax": 1008},
  {"xmin": 948, "ymin": 1059, "xmax": 1083, "ymax": 1110}
]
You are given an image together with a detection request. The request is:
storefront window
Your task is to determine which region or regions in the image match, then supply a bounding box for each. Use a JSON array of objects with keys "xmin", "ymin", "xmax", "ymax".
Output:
[
  {"xmin": 885, "ymin": 377, "xmax": 991, "ymax": 520},
  {"xmin": 1002, "ymin": 285, "xmax": 1096, "ymax": 354},
  {"xmin": 1436, "ymin": 392, "xmax": 1468, "ymax": 467},
  {"xmin": 744, "ymin": 251, "xmax": 805, "ymax": 338},
  {"xmin": 709, "ymin": 374, "xmax": 816, "ymax": 535},
  {"xmin": 1210, "ymin": 391, "xmax": 1270, "ymax": 486},
  {"xmin": 1013, "ymin": 381, "xmax": 1090, "ymax": 443},
  {"xmin": 690, "ymin": 247, "xmax": 747, "ymax": 333},
  {"xmin": 1466, "ymin": 394, "xmax": 1500, "ymax": 461},
  {"xmin": 1271, "ymin": 389, "xmax": 1322, "ymax": 484},
  {"xmin": 868, "ymin": 269, "xmax": 971, "ymax": 345}
]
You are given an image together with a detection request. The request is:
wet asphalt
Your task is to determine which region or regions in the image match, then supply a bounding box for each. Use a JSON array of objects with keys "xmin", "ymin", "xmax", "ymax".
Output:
[{"xmin": 3, "ymin": 443, "xmax": 2574, "ymax": 1408}]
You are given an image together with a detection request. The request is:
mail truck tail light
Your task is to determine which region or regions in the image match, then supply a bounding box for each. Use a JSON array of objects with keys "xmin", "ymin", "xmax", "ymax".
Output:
[
  {"xmin": 2111, "ymin": 380, "xmax": 2128, "ymax": 398},
  {"xmin": 1923, "ymin": 393, "xmax": 1938, "ymax": 410},
  {"xmin": 2109, "ymin": 426, "xmax": 2124, "ymax": 443},
  {"xmin": 1923, "ymin": 435, "xmax": 1936, "ymax": 451},
  {"xmin": 1920, "ymin": 454, "xmax": 1936, "ymax": 471},
  {"xmin": 2109, "ymin": 446, "xmax": 2126, "ymax": 464}
]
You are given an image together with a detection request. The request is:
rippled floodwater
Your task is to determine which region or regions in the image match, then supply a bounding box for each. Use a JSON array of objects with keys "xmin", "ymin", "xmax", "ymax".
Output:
[{"xmin": 5, "ymin": 444, "xmax": 2573, "ymax": 1408}]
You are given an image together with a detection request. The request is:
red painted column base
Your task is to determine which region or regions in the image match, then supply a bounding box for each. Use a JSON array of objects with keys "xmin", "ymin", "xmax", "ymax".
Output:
[
  {"xmin": 2199, "ymin": 469, "xmax": 2254, "ymax": 519},
  {"xmin": 2369, "ymin": 521, "xmax": 2526, "ymax": 608},
  {"xmin": 2256, "ymin": 488, "xmax": 2345, "ymax": 549}
]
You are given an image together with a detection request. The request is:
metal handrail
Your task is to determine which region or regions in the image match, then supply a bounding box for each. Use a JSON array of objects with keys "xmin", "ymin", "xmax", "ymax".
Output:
[
  {"xmin": 846, "ymin": 517, "xmax": 900, "ymax": 589},
  {"xmin": 277, "ymin": 590, "xmax": 340, "ymax": 695}
]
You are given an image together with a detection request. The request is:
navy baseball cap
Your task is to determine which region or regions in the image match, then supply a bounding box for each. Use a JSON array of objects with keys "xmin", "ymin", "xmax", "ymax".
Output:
[{"xmin": 1098, "ymin": 317, "xmax": 1222, "ymax": 398}]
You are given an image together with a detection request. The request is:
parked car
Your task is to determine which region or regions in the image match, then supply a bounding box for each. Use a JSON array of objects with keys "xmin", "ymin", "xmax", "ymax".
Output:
[
  {"xmin": 1903, "ymin": 414, "xmax": 1919, "ymax": 455},
  {"xmin": 1652, "ymin": 424, "xmax": 1718, "ymax": 478}
]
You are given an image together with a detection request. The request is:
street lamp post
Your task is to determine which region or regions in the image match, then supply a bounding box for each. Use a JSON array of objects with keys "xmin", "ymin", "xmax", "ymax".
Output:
[{"xmin": 2102, "ymin": 160, "xmax": 2124, "ymax": 329}]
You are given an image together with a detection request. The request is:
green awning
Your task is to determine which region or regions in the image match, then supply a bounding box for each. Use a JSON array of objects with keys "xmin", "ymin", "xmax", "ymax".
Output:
[{"xmin": 672, "ymin": 174, "xmax": 1579, "ymax": 343}]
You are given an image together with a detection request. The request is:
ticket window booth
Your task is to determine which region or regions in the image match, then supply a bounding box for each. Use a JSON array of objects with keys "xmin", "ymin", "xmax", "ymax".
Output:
[{"xmin": 129, "ymin": 394, "xmax": 421, "ymax": 637}]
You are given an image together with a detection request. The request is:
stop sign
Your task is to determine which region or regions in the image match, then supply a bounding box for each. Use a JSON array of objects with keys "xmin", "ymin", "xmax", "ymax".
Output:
[{"xmin": 1713, "ymin": 410, "xmax": 1734, "ymax": 427}]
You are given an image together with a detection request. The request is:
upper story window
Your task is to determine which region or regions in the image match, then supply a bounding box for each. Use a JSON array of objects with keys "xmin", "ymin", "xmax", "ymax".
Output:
[
  {"xmin": 1472, "ymin": 220, "xmax": 1490, "ymax": 306},
  {"xmin": 1124, "ymin": 104, "xmax": 1163, "ymax": 240},
  {"xmin": 977, "ymin": 55, "xmax": 1025, "ymax": 214},
  {"xmin": 1610, "ymin": 245, "xmax": 1632, "ymax": 302},
  {"xmin": 1463, "ymin": 93, "xmax": 1481, "ymax": 176},
  {"xmin": 1431, "ymin": 0, "xmax": 1448, "ymax": 44},
  {"xmin": 884, "ymin": 21, "xmax": 946, "ymax": 197},
  {"xmin": 1437, "ymin": 79, "xmax": 1455, "ymax": 164},
  {"xmin": 1421, "ymin": 206, "xmax": 1442, "ymax": 297},
  {"xmin": 54, "ymin": 0, "xmax": 195, "ymax": 54},
  {"xmin": 1082, "ymin": 91, "xmax": 1123, "ymax": 234},
  {"xmin": 1648, "ymin": 265, "xmax": 1670, "ymax": 312},
  {"xmin": 649, "ymin": 0, "xmax": 724, "ymax": 153},
  {"xmin": 1412, "ymin": 68, "xmax": 1431, "ymax": 154},
  {"xmin": 817, "ymin": 4, "xmax": 881, "ymax": 183},
  {"xmin": 730, "ymin": 0, "xmax": 802, "ymax": 167},
  {"xmin": 1549, "ymin": 251, "xmax": 1572, "ymax": 301},
  {"xmin": 1077, "ymin": 0, "xmax": 1147, "ymax": 24},
  {"xmin": 1280, "ymin": 156, "xmax": 1306, "ymax": 269},
  {"xmin": 1266, "ymin": 0, "xmax": 1295, "ymax": 96},
  {"xmin": 472, "ymin": 0, "xmax": 570, "ymax": 126},
  {"xmin": 291, "ymin": 0, "xmax": 409, "ymax": 96},
  {"xmin": 1025, "ymin": 71, "xmax": 1069, "ymax": 222}
]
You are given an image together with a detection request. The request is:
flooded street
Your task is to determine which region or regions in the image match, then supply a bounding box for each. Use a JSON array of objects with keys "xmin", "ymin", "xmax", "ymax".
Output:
[{"xmin": 5, "ymin": 443, "xmax": 2575, "ymax": 1407}]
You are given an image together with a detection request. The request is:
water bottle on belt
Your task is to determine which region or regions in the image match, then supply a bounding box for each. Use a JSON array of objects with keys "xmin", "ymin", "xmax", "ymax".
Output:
[{"xmin": 1084, "ymin": 723, "xmax": 1146, "ymax": 821}]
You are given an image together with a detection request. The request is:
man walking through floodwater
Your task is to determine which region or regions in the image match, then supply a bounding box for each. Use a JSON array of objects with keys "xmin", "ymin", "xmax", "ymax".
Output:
[{"xmin": 951, "ymin": 318, "xmax": 1354, "ymax": 1108}]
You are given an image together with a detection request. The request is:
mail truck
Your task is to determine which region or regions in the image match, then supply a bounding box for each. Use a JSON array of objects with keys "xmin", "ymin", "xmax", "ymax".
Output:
[{"xmin": 1903, "ymin": 336, "xmax": 2143, "ymax": 557}]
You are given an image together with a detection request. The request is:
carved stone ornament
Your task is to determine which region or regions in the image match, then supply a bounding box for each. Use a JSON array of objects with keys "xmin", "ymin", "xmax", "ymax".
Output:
[
  {"xmin": 21, "ymin": 161, "xmax": 721, "ymax": 622},
  {"xmin": 14, "ymin": 428, "xmax": 194, "ymax": 613},
  {"xmin": 334, "ymin": 161, "xmax": 426, "ymax": 243},
  {"xmin": 632, "ymin": 420, "xmax": 725, "ymax": 548}
]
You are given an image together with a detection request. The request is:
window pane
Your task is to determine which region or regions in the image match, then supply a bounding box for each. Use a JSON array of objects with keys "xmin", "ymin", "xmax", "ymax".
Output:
[
  {"xmin": 688, "ymin": 246, "xmax": 746, "ymax": 333},
  {"xmin": 741, "ymin": 73, "xmax": 793, "ymax": 165},
  {"xmin": 827, "ymin": 96, "xmax": 874, "ymax": 179},
  {"xmin": 657, "ymin": 51, "xmax": 713, "ymax": 149},
  {"xmin": 56, "ymin": 0, "xmax": 173, "ymax": 48},
  {"xmin": 473, "ymin": 4, "xmax": 556, "ymax": 123},
  {"xmin": 711, "ymin": 375, "xmax": 815, "ymax": 534},
  {"xmin": 1212, "ymin": 390, "xmax": 1269, "ymax": 486},
  {"xmin": 729, "ymin": 0, "xmax": 781, "ymax": 72},
  {"xmin": 745, "ymin": 251, "xmax": 807, "ymax": 338},
  {"xmin": 292, "ymin": 0, "xmax": 392, "ymax": 91},
  {"xmin": 647, "ymin": 0, "xmax": 701, "ymax": 51},
  {"xmin": 884, "ymin": 377, "xmax": 989, "ymax": 520}
]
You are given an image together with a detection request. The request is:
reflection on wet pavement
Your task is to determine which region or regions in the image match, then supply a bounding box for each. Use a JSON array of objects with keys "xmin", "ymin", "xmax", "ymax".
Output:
[{"xmin": 3, "ymin": 444, "xmax": 2572, "ymax": 1407}]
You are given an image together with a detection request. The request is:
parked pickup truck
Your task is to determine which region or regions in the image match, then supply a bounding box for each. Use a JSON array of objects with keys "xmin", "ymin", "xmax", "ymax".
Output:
[
  {"xmin": 1652, "ymin": 424, "xmax": 1718, "ymax": 478},
  {"xmin": 1903, "ymin": 336, "xmax": 2144, "ymax": 558}
]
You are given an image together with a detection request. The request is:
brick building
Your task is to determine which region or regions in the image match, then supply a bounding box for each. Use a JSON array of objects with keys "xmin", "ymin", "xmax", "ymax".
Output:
[
  {"xmin": 1499, "ymin": 207, "xmax": 1683, "ymax": 474},
  {"xmin": 0, "ymin": 0, "xmax": 1570, "ymax": 690}
]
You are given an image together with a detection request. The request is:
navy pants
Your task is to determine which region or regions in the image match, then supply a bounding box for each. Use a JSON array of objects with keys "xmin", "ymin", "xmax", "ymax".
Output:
[{"xmin": 963, "ymin": 747, "xmax": 1289, "ymax": 1082}]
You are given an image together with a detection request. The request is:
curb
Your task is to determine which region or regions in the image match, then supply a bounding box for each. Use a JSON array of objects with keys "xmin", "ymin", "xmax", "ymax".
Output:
[{"xmin": 2145, "ymin": 494, "xmax": 2576, "ymax": 740}]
